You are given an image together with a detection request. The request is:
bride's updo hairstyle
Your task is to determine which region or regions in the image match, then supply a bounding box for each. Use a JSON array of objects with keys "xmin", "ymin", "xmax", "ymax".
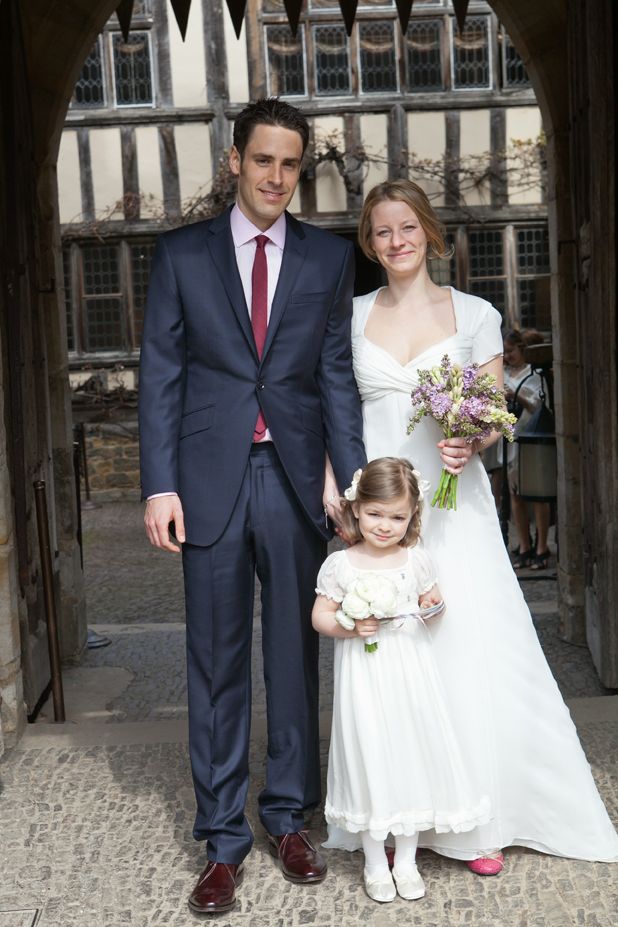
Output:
[
  {"xmin": 358, "ymin": 179, "xmax": 451, "ymax": 263},
  {"xmin": 340, "ymin": 457, "xmax": 422, "ymax": 547}
]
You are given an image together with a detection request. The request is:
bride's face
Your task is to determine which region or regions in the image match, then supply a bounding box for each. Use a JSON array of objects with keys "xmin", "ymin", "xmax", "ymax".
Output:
[{"xmin": 370, "ymin": 200, "xmax": 428, "ymax": 277}]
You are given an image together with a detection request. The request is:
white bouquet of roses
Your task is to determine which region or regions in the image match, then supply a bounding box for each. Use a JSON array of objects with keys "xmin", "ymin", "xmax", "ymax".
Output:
[{"xmin": 335, "ymin": 573, "xmax": 399, "ymax": 653}]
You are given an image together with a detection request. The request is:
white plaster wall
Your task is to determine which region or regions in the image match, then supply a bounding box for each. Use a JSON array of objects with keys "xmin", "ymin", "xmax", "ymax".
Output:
[
  {"xmin": 459, "ymin": 109, "xmax": 491, "ymax": 206},
  {"xmin": 360, "ymin": 114, "xmax": 388, "ymax": 198},
  {"xmin": 89, "ymin": 127, "xmax": 124, "ymax": 219},
  {"xmin": 135, "ymin": 126, "xmax": 165, "ymax": 217},
  {"xmin": 175, "ymin": 123, "xmax": 213, "ymax": 206},
  {"xmin": 506, "ymin": 106, "xmax": 543, "ymax": 204},
  {"xmin": 57, "ymin": 131, "xmax": 83, "ymax": 223},
  {"xmin": 314, "ymin": 116, "xmax": 346, "ymax": 213},
  {"xmin": 407, "ymin": 111, "xmax": 446, "ymax": 206},
  {"xmin": 223, "ymin": 4, "xmax": 249, "ymax": 103},
  {"xmin": 168, "ymin": 0, "xmax": 207, "ymax": 107}
]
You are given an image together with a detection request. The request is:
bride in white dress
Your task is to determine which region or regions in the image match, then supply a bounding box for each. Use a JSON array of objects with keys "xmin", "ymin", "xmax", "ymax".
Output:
[{"xmin": 326, "ymin": 179, "xmax": 618, "ymax": 870}]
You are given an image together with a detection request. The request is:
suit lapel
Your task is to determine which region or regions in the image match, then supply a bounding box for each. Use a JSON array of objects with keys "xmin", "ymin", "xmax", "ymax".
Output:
[
  {"xmin": 261, "ymin": 213, "xmax": 307, "ymax": 364},
  {"xmin": 205, "ymin": 208, "xmax": 258, "ymax": 362}
]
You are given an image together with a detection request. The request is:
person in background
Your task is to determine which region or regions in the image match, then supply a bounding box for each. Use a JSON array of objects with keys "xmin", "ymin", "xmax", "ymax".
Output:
[{"xmin": 503, "ymin": 328, "xmax": 551, "ymax": 570}]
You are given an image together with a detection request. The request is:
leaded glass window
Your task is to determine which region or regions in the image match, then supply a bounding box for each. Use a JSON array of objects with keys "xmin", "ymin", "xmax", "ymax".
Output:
[
  {"xmin": 112, "ymin": 32, "xmax": 153, "ymax": 106},
  {"xmin": 359, "ymin": 21, "xmax": 398, "ymax": 93},
  {"xmin": 468, "ymin": 229, "xmax": 506, "ymax": 316},
  {"xmin": 406, "ymin": 19, "xmax": 443, "ymax": 91},
  {"xmin": 516, "ymin": 227, "xmax": 550, "ymax": 329},
  {"xmin": 130, "ymin": 241, "xmax": 156, "ymax": 344},
  {"xmin": 502, "ymin": 33, "xmax": 531, "ymax": 88},
  {"xmin": 453, "ymin": 15, "xmax": 490, "ymax": 89},
  {"xmin": 73, "ymin": 38, "xmax": 106, "ymax": 108},
  {"xmin": 314, "ymin": 25, "xmax": 350, "ymax": 95},
  {"xmin": 81, "ymin": 244, "xmax": 125, "ymax": 352},
  {"xmin": 63, "ymin": 249, "xmax": 75, "ymax": 351},
  {"xmin": 266, "ymin": 25, "xmax": 306, "ymax": 96}
]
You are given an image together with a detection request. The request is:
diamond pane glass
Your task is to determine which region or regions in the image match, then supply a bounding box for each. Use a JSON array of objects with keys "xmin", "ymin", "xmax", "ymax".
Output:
[
  {"xmin": 63, "ymin": 249, "xmax": 75, "ymax": 352},
  {"xmin": 453, "ymin": 15, "xmax": 490, "ymax": 89},
  {"xmin": 82, "ymin": 244, "xmax": 120, "ymax": 295},
  {"xmin": 517, "ymin": 227, "xmax": 549, "ymax": 274},
  {"xmin": 468, "ymin": 229, "xmax": 503, "ymax": 277},
  {"xmin": 428, "ymin": 254, "xmax": 456, "ymax": 286},
  {"xmin": 469, "ymin": 279, "xmax": 506, "ymax": 316},
  {"xmin": 518, "ymin": 278, "xmax": 551, "ymax": 330},
  {"xmin": 503, "ymin": 33, "xmax": 530, "ymax": 87},
  {"xmin": 112, "ymin": 32, "xmax": 153, "ymax": 106},
  {"xmin": 314, "ymin": 25, "xmax": 350, "ymax": 95},
  {"xmin": 73, "ymin": 39, "xmax": 105, "ymax": 108},
  {"xmin": 360, "ymin": 21, "xmax": 398, "ymax": 93},
  {"xmin": 266, "ymin": 26, "xmax": 306, "ymax": 96},
  {"xmin": 84, "ymin": 297, "xmax": 124, "ymax": 352},
  {"xmin": 406, "ymin": 19, "xmax": 443, "ymax": 91},
  {"xmin": 131, "ymin": 241, "xmax": 156, "ymax": 346}
]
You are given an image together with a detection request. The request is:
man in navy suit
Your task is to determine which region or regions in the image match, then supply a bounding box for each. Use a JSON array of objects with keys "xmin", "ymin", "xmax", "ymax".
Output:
[{"xmin": 139, "ymin": 99, "xmax": 366, "ymax": 913}]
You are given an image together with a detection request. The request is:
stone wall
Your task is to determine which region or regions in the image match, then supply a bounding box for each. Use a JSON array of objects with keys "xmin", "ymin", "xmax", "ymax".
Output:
[{"xmin": 82, "ymin": 421, "xmax": 141, "ymax": 500}]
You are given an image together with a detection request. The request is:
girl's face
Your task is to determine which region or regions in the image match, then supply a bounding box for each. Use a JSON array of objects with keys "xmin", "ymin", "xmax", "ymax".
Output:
[
  {"xmin": 503, "ymin": 339, "xmax": 525, "ymax": 367},
  {"xmin": 352, "ymin": 494, "xmax": 414, "ymax": 550},
  {"xmin": 370, "ymin": 200, "xmax": 428, "ymax": 278}
]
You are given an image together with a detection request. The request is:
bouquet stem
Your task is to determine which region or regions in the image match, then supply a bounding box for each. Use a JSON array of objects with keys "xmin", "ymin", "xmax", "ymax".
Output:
[
  {"xmin": 365, "ymin": 638, "xmax": 378, "ymax": 653},
  {"xmin": 432, "ymin": 468, "xmax": 458, "ymax": 510}
]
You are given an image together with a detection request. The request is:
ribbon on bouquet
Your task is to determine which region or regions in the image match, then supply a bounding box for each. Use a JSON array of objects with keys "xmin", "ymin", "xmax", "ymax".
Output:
[{"xmin": 365, "ymin": 600, "xmax": 445, "ymax": 653}]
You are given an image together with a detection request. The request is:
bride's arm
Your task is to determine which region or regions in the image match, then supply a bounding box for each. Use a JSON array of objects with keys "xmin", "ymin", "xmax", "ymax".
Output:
[{"xmin": 438, "ymin": 355, "xmax": 504, "ymax": 474}]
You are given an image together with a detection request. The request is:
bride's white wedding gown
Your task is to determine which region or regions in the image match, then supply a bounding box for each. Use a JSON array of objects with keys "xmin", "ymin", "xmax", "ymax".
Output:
[{"xmin": 346, "ymin": 285, "xmax": 618, "ymax": 861}]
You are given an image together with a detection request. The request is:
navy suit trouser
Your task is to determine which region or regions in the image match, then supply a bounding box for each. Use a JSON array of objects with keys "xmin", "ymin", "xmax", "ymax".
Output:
[{"xmin": 182, "ymin": 443, "xmax": 326, "ymax": 864}]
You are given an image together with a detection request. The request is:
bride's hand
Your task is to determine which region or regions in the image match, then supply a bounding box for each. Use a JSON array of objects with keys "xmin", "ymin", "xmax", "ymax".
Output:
[
  {"xmin": 323, "ymin": 462, "xmax": 343, "ymax": 527},
  {"xmin": 438, "ymin": 437, "xmax": 476, "ymax": 475}
]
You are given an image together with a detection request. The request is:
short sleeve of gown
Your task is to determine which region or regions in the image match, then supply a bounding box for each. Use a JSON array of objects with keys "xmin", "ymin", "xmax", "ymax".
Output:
[
  {"xmin": 470, "ymin": 298, "xmax": 504, "ymax": 367},
  {"xmin": 411, "ymin": 546, "xmax": 438, "ymax": 596},
  {"xmin": 315, "ymin": 551, "xmax": 346, "ymax": 602}
]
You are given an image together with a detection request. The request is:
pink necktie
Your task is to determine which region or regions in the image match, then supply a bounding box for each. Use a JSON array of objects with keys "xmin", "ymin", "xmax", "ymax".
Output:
[{"xmin": 251, "ymin": 235, "xmax": 268, "ymax": 442}]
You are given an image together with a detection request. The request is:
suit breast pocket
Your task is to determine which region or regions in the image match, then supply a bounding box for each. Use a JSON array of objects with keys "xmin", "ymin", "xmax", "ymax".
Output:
[{"xmin": 179, "ymin": 404, "xmax": 216, "ymax": 439}]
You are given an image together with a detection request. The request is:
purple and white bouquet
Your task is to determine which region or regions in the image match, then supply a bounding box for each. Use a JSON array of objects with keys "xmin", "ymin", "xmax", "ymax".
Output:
[
  {"xmin": 335, "ymin": 573, "xmax": 399, "ymax": 653},
  {"xmin": 408, "ymin": 354, "xmax": 517, "ymax": 511}
]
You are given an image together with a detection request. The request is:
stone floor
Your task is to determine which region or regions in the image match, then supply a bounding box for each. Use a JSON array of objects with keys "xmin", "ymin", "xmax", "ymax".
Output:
[{"xmin": 0, "ymin": 500, "xmax": 617, "ymax": 927}]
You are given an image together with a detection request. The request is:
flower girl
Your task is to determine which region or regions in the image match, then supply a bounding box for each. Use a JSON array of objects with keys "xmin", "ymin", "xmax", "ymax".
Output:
[{"xmin": 312, "ymin": 458, "xmax": 490, "ymax": 903}]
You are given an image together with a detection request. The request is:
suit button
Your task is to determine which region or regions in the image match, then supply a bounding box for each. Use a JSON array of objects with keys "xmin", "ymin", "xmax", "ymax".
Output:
[{"xmin": 257, "ymin": 380, "xmax": 265, "ymax": 390}]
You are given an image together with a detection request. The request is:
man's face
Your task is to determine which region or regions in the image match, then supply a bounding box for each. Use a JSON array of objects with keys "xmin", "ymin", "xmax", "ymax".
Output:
[{"xmin": 229, "ymin": 123, "xmax": 304, "ymax": 231}]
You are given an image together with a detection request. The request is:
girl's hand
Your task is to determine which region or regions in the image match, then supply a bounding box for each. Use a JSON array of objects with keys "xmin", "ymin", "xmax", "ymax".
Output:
[
  {"xmin": 354, "ymin": 616, "xmax": 380, "ymax": 638},
  {"xmin": 419, "ymin": 583, "xmax": 443, "ymax": 609},
  {"xmin": 437, "ymin": 436, "xmax": 475, "ymax": 475}
]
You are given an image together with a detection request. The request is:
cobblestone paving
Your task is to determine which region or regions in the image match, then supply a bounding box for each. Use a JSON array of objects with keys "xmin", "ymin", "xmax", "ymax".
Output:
[{"xmin": 1, "ymin": 501, "xmax": 617, "ymax": 926}]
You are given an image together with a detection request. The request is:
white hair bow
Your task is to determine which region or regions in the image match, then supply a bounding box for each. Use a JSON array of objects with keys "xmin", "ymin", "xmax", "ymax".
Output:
[
  {"xmin": 344, "ymin": 468, "xmax": 363, "ymax": 502},
  {"xmin": 412, "ymin": 468, "xmax": 431, "ymax": 503}
]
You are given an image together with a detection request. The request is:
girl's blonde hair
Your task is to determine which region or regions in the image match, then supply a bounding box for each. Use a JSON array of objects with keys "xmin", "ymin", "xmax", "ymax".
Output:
[
  {"xmin": 340, "ymin": 457, "xmax": 422, "ymax": 547},
  {"xmin": 358, "ymin": 179, "xmax": 451, "ymax": 263}
]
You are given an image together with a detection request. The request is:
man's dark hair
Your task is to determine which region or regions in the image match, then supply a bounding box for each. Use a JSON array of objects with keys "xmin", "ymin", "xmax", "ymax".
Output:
[{"xmin": 233, "ymin": 98, "xmax": 310, "ymax": 158}]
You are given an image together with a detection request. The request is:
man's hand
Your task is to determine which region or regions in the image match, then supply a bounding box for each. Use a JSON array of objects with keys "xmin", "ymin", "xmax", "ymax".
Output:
[{"xmin": 144, "ymin": 495, "xmax": 185, "ymax": 553}]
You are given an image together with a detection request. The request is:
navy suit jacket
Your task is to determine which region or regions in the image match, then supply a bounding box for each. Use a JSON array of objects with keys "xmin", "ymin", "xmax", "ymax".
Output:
[{"xmin": 138, "ymin": 207, "xmax": 366, "ymax": 546}]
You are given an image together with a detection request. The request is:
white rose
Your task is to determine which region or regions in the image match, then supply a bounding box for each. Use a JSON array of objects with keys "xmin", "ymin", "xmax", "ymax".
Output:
[
  {"xmin": 369, "ymin": 576, "xmax": 399, "ymax": 618},
  {"xmin": 335, "ymin": 608, "xmax": 356, "ymax": 631},
  {"xmin": 353, "ymin": 574, "xmax": 381, "ymax": 603},
  {"xmin": 340, "ymin": 591, "xmax": 372, "ymax": 620}
]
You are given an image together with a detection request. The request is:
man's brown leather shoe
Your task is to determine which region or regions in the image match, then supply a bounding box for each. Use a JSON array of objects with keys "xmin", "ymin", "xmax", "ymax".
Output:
[
  {"xmin": 267, "ymin": 830, "xmax": 327, "ymax": 883},
  {"xmin": 188, "ymin": 861, "xmax": 244, "ymax": 914}
]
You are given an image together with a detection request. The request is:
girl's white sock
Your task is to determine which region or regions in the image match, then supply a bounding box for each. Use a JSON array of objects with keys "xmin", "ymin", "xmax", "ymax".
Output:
[
  {"xmin": 361, "ymin": 832, "xmax": 389, "ymax": 876},
  {"xmin": 394, "ymin": 833, "xmax": 419, "ymax": 871}
]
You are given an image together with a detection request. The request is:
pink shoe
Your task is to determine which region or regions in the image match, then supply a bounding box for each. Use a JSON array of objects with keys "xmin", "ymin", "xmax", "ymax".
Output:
[{"xmin": 466, "ymin": 853, "xmax": 504, "ymax": 876}]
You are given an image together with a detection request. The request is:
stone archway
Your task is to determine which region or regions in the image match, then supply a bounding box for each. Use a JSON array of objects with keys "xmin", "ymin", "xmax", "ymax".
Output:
[{"xmin": 0, "ymin": 0, "xmax": 615, "ymax": 750}]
